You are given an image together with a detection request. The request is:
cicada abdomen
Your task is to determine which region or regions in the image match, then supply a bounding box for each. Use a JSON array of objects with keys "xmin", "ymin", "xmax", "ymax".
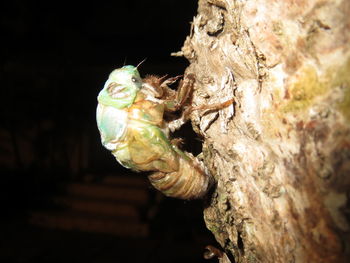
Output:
[{"xmin": 148, "ymin": 151, "xmax": 212, "ymax": 199}]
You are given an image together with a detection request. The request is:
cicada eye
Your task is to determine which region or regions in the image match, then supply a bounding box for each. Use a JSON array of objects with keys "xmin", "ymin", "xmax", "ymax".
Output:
[{"xmin": 131, "ymin": 75, "xmax": 142, "ymax": 84}]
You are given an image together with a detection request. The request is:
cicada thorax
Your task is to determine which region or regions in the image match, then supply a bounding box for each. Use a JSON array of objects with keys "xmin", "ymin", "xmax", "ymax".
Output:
[{"xmin": 148, "ymin": 151, "xmax": 211, "ymax": 199}]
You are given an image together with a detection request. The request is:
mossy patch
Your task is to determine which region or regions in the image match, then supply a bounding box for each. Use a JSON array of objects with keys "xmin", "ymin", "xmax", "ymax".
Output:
[
  {"xmin": 281, "ymin": 57, "xmax": 350, "ymax": 121},
  {"xmin": 282, "ymin": 66, "xmax": 328, "ymax": 113}
]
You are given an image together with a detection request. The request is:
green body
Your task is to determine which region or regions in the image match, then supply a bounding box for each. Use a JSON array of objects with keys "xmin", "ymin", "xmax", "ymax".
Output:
[{"xmin": 96, "ymin": 65, "xmax": 180, "ymax": 172}]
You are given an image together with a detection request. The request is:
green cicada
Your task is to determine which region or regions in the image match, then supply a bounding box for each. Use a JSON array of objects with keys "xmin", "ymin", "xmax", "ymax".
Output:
[{"xmin": 96, "ymin": 65, "xmax": 211, "ymax": 199}]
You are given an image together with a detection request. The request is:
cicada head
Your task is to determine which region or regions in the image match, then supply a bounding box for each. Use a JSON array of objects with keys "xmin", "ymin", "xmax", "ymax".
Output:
[{"xmin": 97, "ymin": 65, "xmax": 142, "ymax": 109}]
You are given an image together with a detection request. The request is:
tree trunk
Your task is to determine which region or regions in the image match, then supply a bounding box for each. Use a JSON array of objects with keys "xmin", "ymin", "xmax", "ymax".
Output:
[{"xmin": 175, "ymin": 0, "xmax": 350, "ymax": 262}]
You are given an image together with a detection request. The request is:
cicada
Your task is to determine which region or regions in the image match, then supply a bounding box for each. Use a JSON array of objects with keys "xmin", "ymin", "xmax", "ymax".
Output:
[{"xmin": 97, "ymin": 65, "xmax": 225, "ymax": 199}]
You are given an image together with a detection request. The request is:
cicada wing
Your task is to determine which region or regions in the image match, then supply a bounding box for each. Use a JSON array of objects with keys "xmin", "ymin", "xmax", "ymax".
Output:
[
  {"xmin": 96, "ymin": 104, "xmax": 128, "ymax": 151},
  {"xmin": 128, "ymin": 123, "xmax": 179, "ymax": 173}
]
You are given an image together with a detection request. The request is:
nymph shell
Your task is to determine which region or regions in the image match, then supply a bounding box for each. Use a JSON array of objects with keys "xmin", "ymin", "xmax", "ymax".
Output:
[{"xmin": 148, "ymin": 152, "xmax": 211, "ymax": 199}]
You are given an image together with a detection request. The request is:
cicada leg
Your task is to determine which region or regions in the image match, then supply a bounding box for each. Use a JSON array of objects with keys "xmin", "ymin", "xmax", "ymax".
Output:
[
  {"xmin": 174, "ymin": 74, "xmax": 195, "ymax": 109},
  {"xmin": 183, "ymin": 98, "xmax": 235, "ymax": 120},
  {"xmin": 161, "ymin": 74, "xmax": 195, "ymax": 113}
]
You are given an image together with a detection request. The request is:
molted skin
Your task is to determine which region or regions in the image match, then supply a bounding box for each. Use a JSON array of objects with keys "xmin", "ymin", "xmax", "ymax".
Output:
[{"xmin": 96, "ymin": 65, "xmax": 210, "ymax": 199}]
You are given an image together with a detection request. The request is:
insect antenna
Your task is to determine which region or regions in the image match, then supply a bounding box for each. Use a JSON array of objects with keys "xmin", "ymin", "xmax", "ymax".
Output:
[
  {"xmin": 123, "ymin": 56, "xmax": 128, "ymax": 66},
  {"xmin": 136, "ymin": 58, "xmax": 147, "ymax": 69}
]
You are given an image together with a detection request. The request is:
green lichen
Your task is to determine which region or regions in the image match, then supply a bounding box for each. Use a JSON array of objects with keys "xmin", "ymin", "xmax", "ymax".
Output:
[
  {"xmin": 204, "ymin": 213, "xmax": 220, "ymax": 234},
  {"xmin": 282, "ymin": 66, "xmax": 328, "ymax": 113},
  {"xmin": 282, "ymin": 57, "xmax": 350, "ymax": 119},
  {"xmin": 207, "ymin": 224, "xmax": 220, "ymax": 233},
  {"xmin": 333, "ymin": 58, "xmax": 350, "ymax": 122},
  {"xmin": 272, "ymin": 21, "xmax": 283, "ymax": 36},
  {"xmin": 246, "ymin": 251, "xmax": 259, "ymax": 263}
]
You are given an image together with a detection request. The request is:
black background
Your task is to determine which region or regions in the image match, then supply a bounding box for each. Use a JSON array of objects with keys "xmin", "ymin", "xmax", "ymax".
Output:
[
  {"xmin": 1, "ymin": 0, "xmax": 199, "ymax": 172},
  {"xmin": 0, "ymin": 1, "xmax": 219, "ymax": 263}
]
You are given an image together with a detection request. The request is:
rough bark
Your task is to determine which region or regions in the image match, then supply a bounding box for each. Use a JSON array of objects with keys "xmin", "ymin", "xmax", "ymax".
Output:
[{"xmin": 175, "ymin": 0, "xmax": 350, "ymax": 262}]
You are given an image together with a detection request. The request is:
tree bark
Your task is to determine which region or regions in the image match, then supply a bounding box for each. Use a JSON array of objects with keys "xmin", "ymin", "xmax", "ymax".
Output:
[{"xmin": 175, "ymin": 0, "xmax": 350, "ymax": 262}]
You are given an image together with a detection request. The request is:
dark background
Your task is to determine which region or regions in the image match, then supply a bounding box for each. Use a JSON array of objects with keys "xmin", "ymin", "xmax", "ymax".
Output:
[{"xmin": 0, "ymin": 1, "xmax": 219, "ymax": 263}]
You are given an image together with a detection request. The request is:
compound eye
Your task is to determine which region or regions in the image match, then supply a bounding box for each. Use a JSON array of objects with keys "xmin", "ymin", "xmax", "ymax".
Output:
[{"xmin": 131, "ymin": 77, "xmax": 137, "ymax": 83}]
